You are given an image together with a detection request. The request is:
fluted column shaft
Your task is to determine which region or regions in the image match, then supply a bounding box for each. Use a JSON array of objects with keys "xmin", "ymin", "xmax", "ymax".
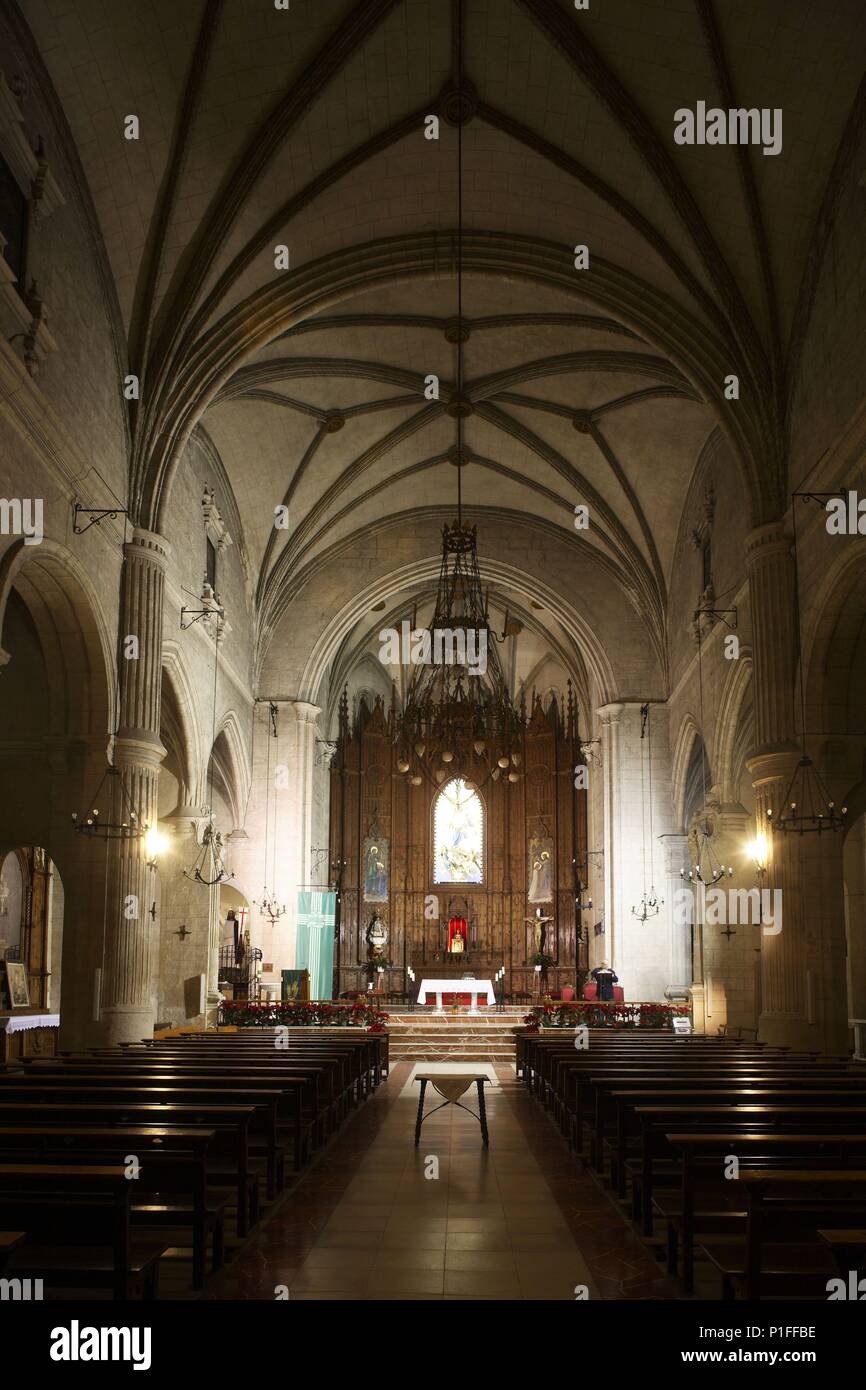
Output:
[
  {"xmin": 746, "ymin": 522, "xmax": 847, "ymax": 1053},
  {"xmin": 100, "ymin": 528, "xmax": 169, "ymax": 1045},
  {"xmin": 660, "ymin": 832, "xmax": 691, "ymax": 994},
  {"xmin": 597, "ymin": 703, "xmax": 623, "ymax": 973}
]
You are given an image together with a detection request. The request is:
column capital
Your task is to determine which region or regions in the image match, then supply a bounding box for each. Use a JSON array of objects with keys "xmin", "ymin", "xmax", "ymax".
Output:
[
  {"xmin": 659, "ymin": 831, "xmax": 690, "ymax": 875},
  {"xmin": 113, "ymin": 731, "xmax": 166, "ymax": 769},
  {"xmin": 125, "ymin": 527, "xmax": 171, "ymax": 570},
  {"xmin": 746, "ymin": 747, "xmax": 801, "ymax": 787},
  {"xmin": 292, "ymin": 702, "xmax": 321, "ymax": 727},
  {"xmin": 745, "ymin": 521, "xmax": 791, "ymax": 568},
  {"xmin": 596, "ymin": 702, "xmax": 624, "ymax": 726}
]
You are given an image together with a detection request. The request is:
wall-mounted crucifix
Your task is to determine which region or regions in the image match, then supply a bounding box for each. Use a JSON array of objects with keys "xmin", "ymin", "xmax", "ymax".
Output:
[{"xmin": 175, "ymin": 924, "xmax": 191, "ymax": 940}]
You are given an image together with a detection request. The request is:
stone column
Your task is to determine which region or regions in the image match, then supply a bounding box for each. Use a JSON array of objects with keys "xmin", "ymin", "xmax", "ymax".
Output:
[
  {"xmin": 703, "ymin": 804, "xmax": 753, "ymax": 1035},
  {"xmin": 259, "ymin": 700, "xmax": 321, "ymax": 979},
  {"xmin": 746, "ymin": 522, "xmax": 848, "ymax": 1054},
  {"xmin": 157, "ymin": 809, "xmax": 212, "ymax": 1029},
  {"xmin": 660, "ymin": 832, "xmax": 691, "ymax": 995},
  {"xmin": 100, "ymin": 529, "xmax": 169, "ymax": 1046},
  {"xmin": 292, "ymin": 702, "xmax": 321, "ymax": 894},
  {"xmin": 844, "ymin": 817, "xmax": 866, "ymax": 1056},
  {"xmin": 597, "ymin": 703, "xmax": 623, "ymax": 972}
]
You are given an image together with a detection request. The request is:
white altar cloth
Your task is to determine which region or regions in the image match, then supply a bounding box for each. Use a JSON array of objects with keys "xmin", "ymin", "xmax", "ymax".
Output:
[
  {"xmin": 417, "ymin": 979, "xmax": 495, "ymax": 1006},
  {"xmin": 0, "ymin": 1012, "xmax": 60, "ymax": 1034}
]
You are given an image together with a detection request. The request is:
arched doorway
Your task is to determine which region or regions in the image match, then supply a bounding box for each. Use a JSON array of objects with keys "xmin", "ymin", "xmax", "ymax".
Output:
[{"xmin": 0, "ymin": 542, "xmax": 113, "ymax": 1050}]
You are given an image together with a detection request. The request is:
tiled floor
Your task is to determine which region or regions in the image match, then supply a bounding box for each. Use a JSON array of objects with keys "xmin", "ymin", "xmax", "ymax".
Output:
[{"xmin": 207, "ymin": 1062, "xmax": 680, "ymax": 1301}]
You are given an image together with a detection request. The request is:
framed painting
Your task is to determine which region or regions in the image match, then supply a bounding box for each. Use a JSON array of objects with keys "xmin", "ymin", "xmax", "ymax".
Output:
[
  {"xmin": 363, "ymin": 836, "xmax": 389, "ymax": 902},
  {"xmin": 281, "ymin": 968, "xmax": 310, "ymax": 1002},
  {"xmin": 528, "ymin": 836, "xmax": 554, "ymax": 903},
  {"xmin": 4, "ymin": 960, "xmax": 30, "ymax": 1009}
]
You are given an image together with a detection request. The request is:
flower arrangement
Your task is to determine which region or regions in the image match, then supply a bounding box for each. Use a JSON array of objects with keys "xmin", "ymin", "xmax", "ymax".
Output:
[
  {"xmin": 521, "ymin": 1001, "xmax": 691, "ymax": 1031},
  {"xmin": 219, "ymin": 1000, "xmax": 389, "ymax": 1029},
  {"xmin": 529, "ymin": 951, "xmax": 555, "ymax": 970}
]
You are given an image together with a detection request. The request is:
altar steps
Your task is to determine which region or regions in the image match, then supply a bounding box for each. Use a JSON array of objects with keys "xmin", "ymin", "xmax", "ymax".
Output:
[{"xmin": 385, "ymin": 1009, "xmax": 523, "ymax": 1062}]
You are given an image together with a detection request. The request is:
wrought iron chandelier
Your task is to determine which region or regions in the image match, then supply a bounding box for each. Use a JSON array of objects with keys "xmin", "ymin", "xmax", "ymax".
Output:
[
  {"xmin": 183, "ymin": 820, "xmax": 233, "ymax": 887},
  {"xmin": 392, "ymin": 522, "xmax": 524, "ymax": 792},
  {"xmin": 71, "ymin": 763, "xmax": 148, "ymax": 842},
  {"xmin": 254, "ymin": 701, "xmax": 286, "ymax": 922},
  {"xmin": 770, "ymin": 496, "xmax": 847, "ymax": 835},
  {"xmin": 182, "ymin": 611, "xmax": 233, "ymax": 887},
  {"xmin": 681, "ymin": 822, "xmax": 733, "ymax": 885},
  {"xmin": 686, "ymin": 623, "xmax": 733, "ymax": 884},
  {"xmin": 769, "ymin": 756, "xmax": 846, "ymax": 835}
]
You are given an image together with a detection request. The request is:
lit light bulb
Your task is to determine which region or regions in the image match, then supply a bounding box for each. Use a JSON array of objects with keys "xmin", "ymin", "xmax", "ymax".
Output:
[{"xmin": 144, "ymin": 825, "xmax": 168, "ymax": 863}]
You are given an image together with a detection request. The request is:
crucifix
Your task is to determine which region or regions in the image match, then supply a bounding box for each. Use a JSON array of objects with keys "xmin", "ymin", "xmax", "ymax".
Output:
[
  {"xmin": 720, "ymin": 924, "xmax": 736, "ymax": 942},
  {"xmin": 175, "ymin": 924, "xmax": 191, "ymax": 940}
]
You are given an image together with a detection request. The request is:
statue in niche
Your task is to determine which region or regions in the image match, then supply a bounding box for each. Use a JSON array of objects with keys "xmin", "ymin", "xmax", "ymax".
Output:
[
  {"xmin": 366, "ymin": 911, "xmax": 388, "ymax": 960},
  {"xmin": 526, "ymin": 906, "xmax": 554, "ymax": 954}
]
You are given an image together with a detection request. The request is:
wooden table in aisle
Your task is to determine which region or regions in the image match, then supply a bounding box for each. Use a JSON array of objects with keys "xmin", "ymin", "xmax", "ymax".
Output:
[{"xmin": 414, "ymin": 1073, "xmax": 490, "ymax": 1147}]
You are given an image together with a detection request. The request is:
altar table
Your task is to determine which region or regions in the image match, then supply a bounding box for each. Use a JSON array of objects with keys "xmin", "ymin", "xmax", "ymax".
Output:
[{"xmin": 416, "ymin": 979, "xmax": 495, "ymax": 1013}]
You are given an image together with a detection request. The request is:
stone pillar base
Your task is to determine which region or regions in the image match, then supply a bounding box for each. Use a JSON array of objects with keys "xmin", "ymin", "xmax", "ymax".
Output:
[
  {"xmin": 101, "ymin": 1004, "xmax": 155, "ymax": 1047},
  {"xmin": 689, "ymin": 983, "xmax": 706, "ymax": 1034},
  {"xmin": 206, "ymin": 989, "xmax": 223, "ymax": 1031},
  {"xmin": 758, "ymin": 1012, "xmax": 842, "ymax": 1054}
]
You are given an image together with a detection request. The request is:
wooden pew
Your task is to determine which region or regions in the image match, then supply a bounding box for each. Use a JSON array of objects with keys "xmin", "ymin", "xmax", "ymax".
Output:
[
  {"xmin": 603, "ymin": 1084, "xmax": 866, "ymax": 1188},
  {"xmin": 572, "ymin": 1064, "xmax": 860, "ymax": 1153},
  {"xmin": 0, "ymin": 1231, "xmax": 25, "ymax": 1277},
  {"xmin": 633, "ymin": 1104, "xmax": 866, "ymax": 1241},
  {"xmin": 0, "ymin": 1124, "xmax": 217, "ymax": 1289},
  {"xmin": 663, "ymin": 1132, "xmax": 866, "ymax": 1292},
  {"xmin": 0, "ymin": 1099, "xmax": 256, "ymax": 1236},
  {"xmin": 701, "ymin": 1170, "xmax": 866, "ymax": 1299},
  {"xmin": 0, "ymin": 1077, "xmax": 285, "ymax": 1203},
  {"xmin": 10, "ymin": 1068, "xmax": 313, "ymax": 1176},
  {"xmin": 0, "ymin": 1163, "xmax": 163, "ymax": 1299}
]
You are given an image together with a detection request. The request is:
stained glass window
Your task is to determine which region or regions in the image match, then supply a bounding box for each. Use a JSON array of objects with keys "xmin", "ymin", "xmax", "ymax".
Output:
[{"xmin": 434, "ymin": 778, "xmax": 483, "ymax": 884}]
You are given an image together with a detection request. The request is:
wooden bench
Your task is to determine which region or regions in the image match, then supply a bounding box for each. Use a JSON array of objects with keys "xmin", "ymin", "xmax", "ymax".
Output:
[
  {"xmin": 662, "ymin": 1132, "xmax": 866, "ymax": 1292},
  {"xmin": 0, "ymin": 1163, "xmax": 165, "ymax": 1299},
  {"xmin": 0, "ymin": 1099, "xmax": 256, "ymax": 1236},
  {"xmin": 701, "ymin": 1170, "xmax": 866, "ymax": 1299},
  {"xmin": 0, "ymin": 1124, "xmax": 219, "ymax": 1289}
]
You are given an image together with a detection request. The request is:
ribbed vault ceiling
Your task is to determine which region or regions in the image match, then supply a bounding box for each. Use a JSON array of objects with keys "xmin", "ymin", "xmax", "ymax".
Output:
[{"xmin": 23, "ymin": 0, "xmax": 866, "ymax": 695}]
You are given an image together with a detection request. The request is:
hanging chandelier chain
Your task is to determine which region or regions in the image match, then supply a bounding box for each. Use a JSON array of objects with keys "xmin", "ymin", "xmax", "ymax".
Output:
[{"xmin": 769, "ymin": 498, "xmax": 846, "ymax": 835}]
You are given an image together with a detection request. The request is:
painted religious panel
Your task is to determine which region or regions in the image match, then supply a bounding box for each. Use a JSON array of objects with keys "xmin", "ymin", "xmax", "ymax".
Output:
[
  {"xmin": 528, "ymin": 836, "xmax": 554, "ymax": 903},
  {"xmin": 434, "ymin": 778, "xmax": 483, "ymax": 884},
  {"xmin": 363, "ymin": 837, "xmax": 389, "ymax": 902}
]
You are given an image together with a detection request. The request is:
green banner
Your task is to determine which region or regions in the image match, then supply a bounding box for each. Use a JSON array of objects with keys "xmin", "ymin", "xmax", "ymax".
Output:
[{"xmin": 296, "ymin": 890, "xmax": 336, "ymax": 1001}]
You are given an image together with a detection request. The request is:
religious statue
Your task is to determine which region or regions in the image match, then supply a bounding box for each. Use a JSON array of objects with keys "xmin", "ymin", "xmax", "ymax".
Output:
[
  {"xmin": 525, "ymin": 907, "xmax": 553, "ymax": 954},
  {"xmin": 447, "ymin": 915, "xmax": 468, "ymax": 953},
  {"xmin": 366, "ymin": 911, "xmax": 388, "ymax": 959}
]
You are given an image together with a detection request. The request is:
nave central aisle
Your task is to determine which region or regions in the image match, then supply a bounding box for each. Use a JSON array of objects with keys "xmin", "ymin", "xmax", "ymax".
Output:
[{"xmin": 207, "ymin": 1062, "xmax": 678, "ymax": 1300}]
